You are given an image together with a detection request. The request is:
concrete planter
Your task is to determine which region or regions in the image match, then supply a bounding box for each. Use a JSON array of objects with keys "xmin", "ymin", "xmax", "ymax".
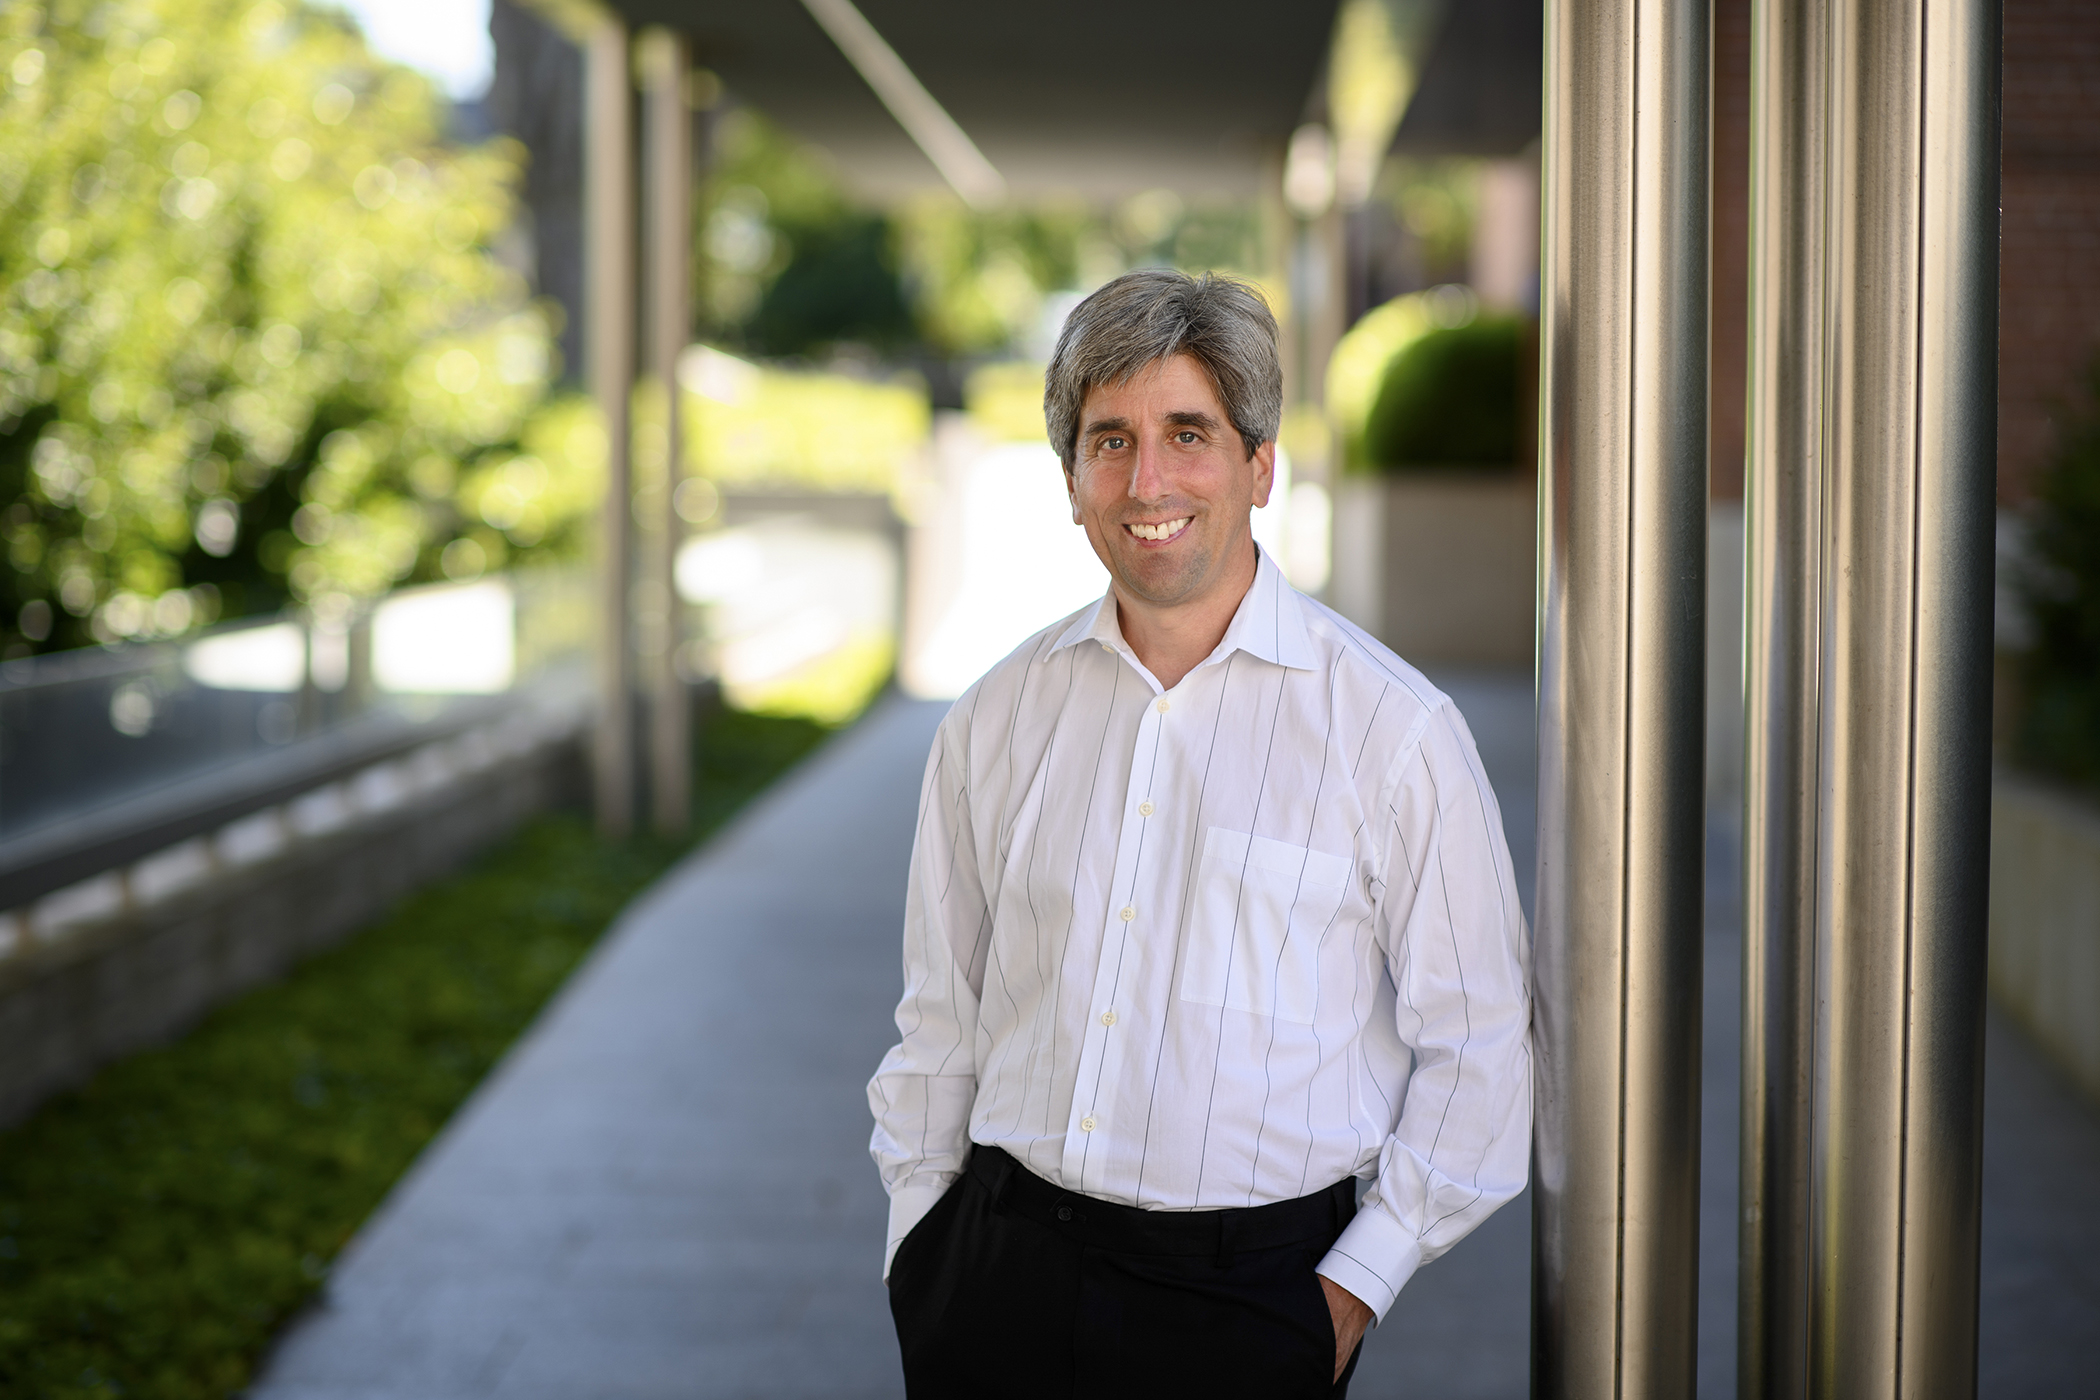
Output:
[
  {"xmin": 1331, "ymin": 470, "xmax": 1536, "ymax": 669},
  {"xmin": 1990, "ymin": 771, "xmax": 2100, "ymax": 1104}
]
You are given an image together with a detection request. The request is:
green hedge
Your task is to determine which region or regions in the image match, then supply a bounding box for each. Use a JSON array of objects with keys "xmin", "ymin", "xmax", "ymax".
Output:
[
  {"xmin": 0, "ymin": 708, "xmax": 831, "ymax": 1400},
  {"xmin": 2018, "ymin": 361, "xmax": 2100, "ymax": 788},
  {"xmin": 1361, "ymin": 316, "xmax": 1524, "ymax": 471}
]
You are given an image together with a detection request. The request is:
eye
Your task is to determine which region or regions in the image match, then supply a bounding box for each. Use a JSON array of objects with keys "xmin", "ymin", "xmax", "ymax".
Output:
[
  {"xmin": 1101, "ymin": 434, "xmax": 1128, "ymax": 451},
  {"xmin": 1175, "ymin": 430, "xmax": 1199, "ymax": 444}
]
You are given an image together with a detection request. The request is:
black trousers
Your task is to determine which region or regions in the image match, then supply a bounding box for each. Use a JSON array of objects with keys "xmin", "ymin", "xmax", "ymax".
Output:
[{"xmin": 889, "ymin": 1145, "xmax": 1364, "ymax": 1399}]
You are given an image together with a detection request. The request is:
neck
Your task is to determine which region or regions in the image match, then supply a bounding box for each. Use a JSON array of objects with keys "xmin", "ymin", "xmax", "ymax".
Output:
[{"xmin": 1113, "ymin": 540, "xmax": 1259, "ymax": 690}]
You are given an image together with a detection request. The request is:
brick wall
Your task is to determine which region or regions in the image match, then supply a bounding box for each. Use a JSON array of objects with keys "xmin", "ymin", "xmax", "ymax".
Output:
[
  {"xmin": 2000, "ymin": 0, "xmax": 2100, "ymax": 503},
  {"xmin": 1708, "ymin": 0, "xmax": 2100, "ymax": 505},
  {"xmin": 1710, "ymin": 0, "xmax": 1752, "ymax": 502}
]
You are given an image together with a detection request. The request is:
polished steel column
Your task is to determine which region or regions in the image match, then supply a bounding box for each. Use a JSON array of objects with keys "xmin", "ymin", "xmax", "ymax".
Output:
[
  {"xmin": 1533, "ymin": 0, "xmax": 1709, "ymax": 1393},
  {"xmin": 638, "ymin": 28, "xmax": 691, "ymax": 838},
  {"xmin": 586, "ymin": 17, "xmax": 636, "ymax": 837},
  {"xmin": 1739, "ymin": 0, "xmax": 1825, "ymax": 1393},
  {"xmin": 1808, "ymin": 0, "xmax": 1999, "ymax": 1392}
]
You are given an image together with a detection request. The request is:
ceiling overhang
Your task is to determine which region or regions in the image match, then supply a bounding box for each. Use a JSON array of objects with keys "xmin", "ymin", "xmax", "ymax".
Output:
[
  {"xmin": 588, "ymin": 0, "xmax": 1342, "ymax": 199},
  {"xmin": 1389, "ymin": 0, "xmax": 1542, "ymax": 159}
]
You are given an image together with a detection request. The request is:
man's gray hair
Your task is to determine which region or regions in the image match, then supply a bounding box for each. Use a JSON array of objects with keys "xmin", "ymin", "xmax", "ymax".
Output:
[{"xmin": 1043, "ymin": 269, "xmax": 1282, "ymax": 472}]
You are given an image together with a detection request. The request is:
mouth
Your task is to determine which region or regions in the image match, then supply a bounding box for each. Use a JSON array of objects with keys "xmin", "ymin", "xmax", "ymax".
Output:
[{"xmin": 1123, "ymin": 517, "xmax": 1192, "ymax": 544}]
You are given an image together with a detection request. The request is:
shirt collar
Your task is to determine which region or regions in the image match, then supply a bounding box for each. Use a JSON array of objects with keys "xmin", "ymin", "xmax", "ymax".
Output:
[{"xmin": 1051, "ymin": 546, "xmax": 1319, "ymax": 673}]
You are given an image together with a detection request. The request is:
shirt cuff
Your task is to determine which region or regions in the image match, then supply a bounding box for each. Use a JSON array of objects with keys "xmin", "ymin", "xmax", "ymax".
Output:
[
  {"xmin": 882, "ymin": 1178, "xmax": 954, "ymax": 1280},
  {"xmin": 1315, "ymin": 1201, "xmax": 1425, "ymax": 1322}
]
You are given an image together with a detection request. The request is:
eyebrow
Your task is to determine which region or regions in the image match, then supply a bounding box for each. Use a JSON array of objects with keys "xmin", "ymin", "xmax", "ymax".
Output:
[
  {"xmin": 1163, "ymin": 410, "xmax": 1222, "ymax": 431},
  {"xmin": 1082, "ymin": 409, "xmax": 1222, "ymax": 441}
]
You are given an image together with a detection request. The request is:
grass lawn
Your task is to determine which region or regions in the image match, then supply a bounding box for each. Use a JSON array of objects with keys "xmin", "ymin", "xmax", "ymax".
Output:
[{"xmin": 0, "ymin": 707, "xmax": 834, "ymax": 1400}]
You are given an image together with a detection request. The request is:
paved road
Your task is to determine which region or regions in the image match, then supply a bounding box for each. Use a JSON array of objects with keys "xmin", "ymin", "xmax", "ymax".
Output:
[{"xmin": 252, "ymin": 683, "xmax": 2099, "ymax": 1399}]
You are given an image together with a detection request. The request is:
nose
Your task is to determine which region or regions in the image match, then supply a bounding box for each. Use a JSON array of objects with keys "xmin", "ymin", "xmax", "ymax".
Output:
[{"xmin": 1126, "ymin": 435, "xmax": 1170, "ymax": 502}]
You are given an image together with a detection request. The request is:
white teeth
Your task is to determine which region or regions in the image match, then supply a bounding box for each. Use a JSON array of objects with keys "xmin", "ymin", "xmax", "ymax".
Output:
[{"xmin": 1127, "ymin": 518, "xmax": 1191, "ymax": 541}]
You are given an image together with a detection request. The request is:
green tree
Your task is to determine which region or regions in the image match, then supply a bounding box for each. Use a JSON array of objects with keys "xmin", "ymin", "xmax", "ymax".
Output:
[
  {"xmin": 2018, "ymin": 358, "xmax": 2100, "ymax": 787},
  {"xmin": 696, "ymin": 108, "xmax": 1263, "ymax": 364},
  {"xmin": 0, "ymin": 0, "xmax": 586, "ymax": 656}
]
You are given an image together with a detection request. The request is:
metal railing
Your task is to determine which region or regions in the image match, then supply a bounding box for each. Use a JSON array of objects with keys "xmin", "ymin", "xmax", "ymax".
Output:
[{"xmin": 0, "ymin": 568, "xmax": 593, "ymax": 923}]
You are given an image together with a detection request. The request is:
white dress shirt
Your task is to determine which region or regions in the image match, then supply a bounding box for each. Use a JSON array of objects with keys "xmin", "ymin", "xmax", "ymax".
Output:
[{"xmin": 867, "ymin": 548, "xmax": 1531, "ymax": 1319}]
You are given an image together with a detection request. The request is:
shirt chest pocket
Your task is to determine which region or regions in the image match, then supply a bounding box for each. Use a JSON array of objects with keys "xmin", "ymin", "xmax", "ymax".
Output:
[{"xmin": 1180, "ymin": 827, "xmax": 1353, "ymax": 1026}]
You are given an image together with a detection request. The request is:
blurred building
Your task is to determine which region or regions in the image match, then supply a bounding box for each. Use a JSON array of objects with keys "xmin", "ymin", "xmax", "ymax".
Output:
[{"xmin": 487, "ymin": 0, "xmax": 588, "ymax": 384}]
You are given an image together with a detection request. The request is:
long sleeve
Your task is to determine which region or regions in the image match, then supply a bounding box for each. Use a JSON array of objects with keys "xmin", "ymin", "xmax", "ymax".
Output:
[
  {"xmin": 1315, "ymin": 702, "xmax": 1534, "ymax": 1320},
  {"xmin": 866, "ymin": 710, "xmax": 991, "ymax": 1276}
]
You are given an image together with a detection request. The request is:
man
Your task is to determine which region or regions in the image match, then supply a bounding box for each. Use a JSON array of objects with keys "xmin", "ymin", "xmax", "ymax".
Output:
[{"xmin": 869, "ymin": 269, "xmax": 1531, "ymax": 1398}]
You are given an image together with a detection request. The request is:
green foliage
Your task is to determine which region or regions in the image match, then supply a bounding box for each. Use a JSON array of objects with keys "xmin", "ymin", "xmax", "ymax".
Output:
[
  {"xmin": 897, "ymin": 190, "xmax": 1263, "ymax": 359},
  {"xmin": 0, "ymin": 0, "xmax": 579, "ymax": 655},
  {"xmin": 745, "ymin": 213, "xmax": 914, "ymax": 357},
  {"xmin": 1361, "ymin": 315, "xmax": 1523, "ymax": 470},
  {"xmin": 895, "ymin": 196, "xmax": 1101, "ymax": 358},
  {"xmin": 1378, "ymin": 157, "xmax": 1479, "ymax": 285},
  {"xmin": 2018, "ymin": 361, "xmax": 2100, "ymax": 787},
  {"xmin": 697, "ymin": 109, "xmax": 1264, "ymax": 362},
  {"xmin": 682, "ymin": 347, "xmax": 928, "ymax": 496},
  {"xmin": 695, "ymin": 109, "xmax": 845, "ymax": 336},
  {"xmin": 0, "ymin": 707, "xmax": 833, "ymax": 1400}
]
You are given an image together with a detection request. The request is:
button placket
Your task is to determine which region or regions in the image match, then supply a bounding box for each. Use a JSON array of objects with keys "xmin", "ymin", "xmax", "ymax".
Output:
[{"xmin": 1064, "ymin": 683, "xmax": 1168, "ymax": 1188}]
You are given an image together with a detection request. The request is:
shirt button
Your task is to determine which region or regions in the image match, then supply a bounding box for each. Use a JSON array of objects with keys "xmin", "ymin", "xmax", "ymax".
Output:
[
  {"xmin": 1138, "ymin": 800, "xmax": 1154, "ymax": 817},
  {"xmin": 1155, "ymin": 697, "xmax": 1170, "ymax": 713},
  {"xmin": 1080, "ymin": 1116, "xmax": 1096, "ymax": 1132},
  {"xmin": 1100, "ymin": 1009, "xmax": 1116, "ymax": 1026},
  {"xmin": 1119, "ymin": 906, "xmax": 1135, "ymax": 922},
  {"xmin": 1100, "ymin": 642, "xmax": 1114, "ymax": 653}
]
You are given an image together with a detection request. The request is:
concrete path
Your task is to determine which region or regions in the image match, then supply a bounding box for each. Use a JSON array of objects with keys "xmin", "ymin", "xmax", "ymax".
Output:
[
  {"xmin": 253, "ymin": 697, "xmax": 947, "ymax": 1400},
  {"xmin": 252, "ymin": 683, "xmax": 2100, "ymax": 1399}
]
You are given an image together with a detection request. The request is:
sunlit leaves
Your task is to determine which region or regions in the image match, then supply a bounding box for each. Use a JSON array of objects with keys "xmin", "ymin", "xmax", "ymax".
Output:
[{"xmin": 0, "ymin": 0, "xmax": 580, "ymax": 654}]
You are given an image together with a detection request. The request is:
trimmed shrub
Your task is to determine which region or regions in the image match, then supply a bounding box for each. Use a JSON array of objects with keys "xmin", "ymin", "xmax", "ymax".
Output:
[
  {"xmin": 1362, "ymin": 317, "xmax": 1524, "ymax": 470},
  {"xmin": 2018, "ymin": 360, "xmax": 2100, "ymax": 788}
]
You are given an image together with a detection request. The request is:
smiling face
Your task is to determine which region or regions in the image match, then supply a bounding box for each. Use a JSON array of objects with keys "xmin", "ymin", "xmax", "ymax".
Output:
[{"xmin": 1065, "ymin": 352, "xmax": 1275, "ymax": 617}]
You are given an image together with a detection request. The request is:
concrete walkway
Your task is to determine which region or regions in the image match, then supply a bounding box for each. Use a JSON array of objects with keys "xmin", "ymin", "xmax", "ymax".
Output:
[
  {"xmin": 254, "ymin": 697, "xmax": 946, "ymax": 1400},
  {"xmin": 252, "ymin": 685, "xmax": 2100, "ymax": 1399}
]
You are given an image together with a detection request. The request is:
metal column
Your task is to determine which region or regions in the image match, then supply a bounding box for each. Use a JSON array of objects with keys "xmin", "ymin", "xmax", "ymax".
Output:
[
  {"xmin": 1533, "ymin": 0, "xmax": 1709, "ymax": 1393},
  {"xmin": 638, "ymin": 29, "xmax": 691, "ymax": 838},
  {"xmin": 586, "ymin": 17, "xmax": 636, "ymax": 838},
  {"xmin": 1806, "ymin": 0, "xmax": 2000, "ymax": 1392},
  {"xmin": 1739, "ymin": 0, "xmax": 1825, "ymax": 1391}
]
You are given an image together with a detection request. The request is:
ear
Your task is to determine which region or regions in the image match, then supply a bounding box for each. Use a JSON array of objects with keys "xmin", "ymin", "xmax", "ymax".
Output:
[
  {"xmin": 1065, "ymin": 466, "xmax": 1082, "ymax": 524},
  {"xmin": 1249, "ymin": 440, "xmax": 1277, "ymax": 510}
]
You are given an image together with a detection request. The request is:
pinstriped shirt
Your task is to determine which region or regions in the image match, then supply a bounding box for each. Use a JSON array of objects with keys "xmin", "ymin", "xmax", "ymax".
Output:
[{"xmin": 867, "ymin": 549, "xmax": 1532, "ymax": 1319}]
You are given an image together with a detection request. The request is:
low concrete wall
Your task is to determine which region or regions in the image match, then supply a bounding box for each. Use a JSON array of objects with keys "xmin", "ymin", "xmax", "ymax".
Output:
[
  {"xmin": 1990, "ymin": 770, "xmax": 2100, "ymax": 1104},
  {"xmin": 0, "ymin": 724, "xmax": 586, "ymax": 1125},
  {"xmin": 1331, "ymin": 484, "xmax": 1749, "ymax": 809},
  {"xmin": 1331, "ymin": 472, "xmax": 1536, "ymax": 669}
]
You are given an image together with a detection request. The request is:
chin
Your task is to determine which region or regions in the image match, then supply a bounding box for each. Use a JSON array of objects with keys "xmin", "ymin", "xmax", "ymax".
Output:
[{"xmin": 1112, "ymin": 548, "xmax": 1208, "ymax": 605}]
